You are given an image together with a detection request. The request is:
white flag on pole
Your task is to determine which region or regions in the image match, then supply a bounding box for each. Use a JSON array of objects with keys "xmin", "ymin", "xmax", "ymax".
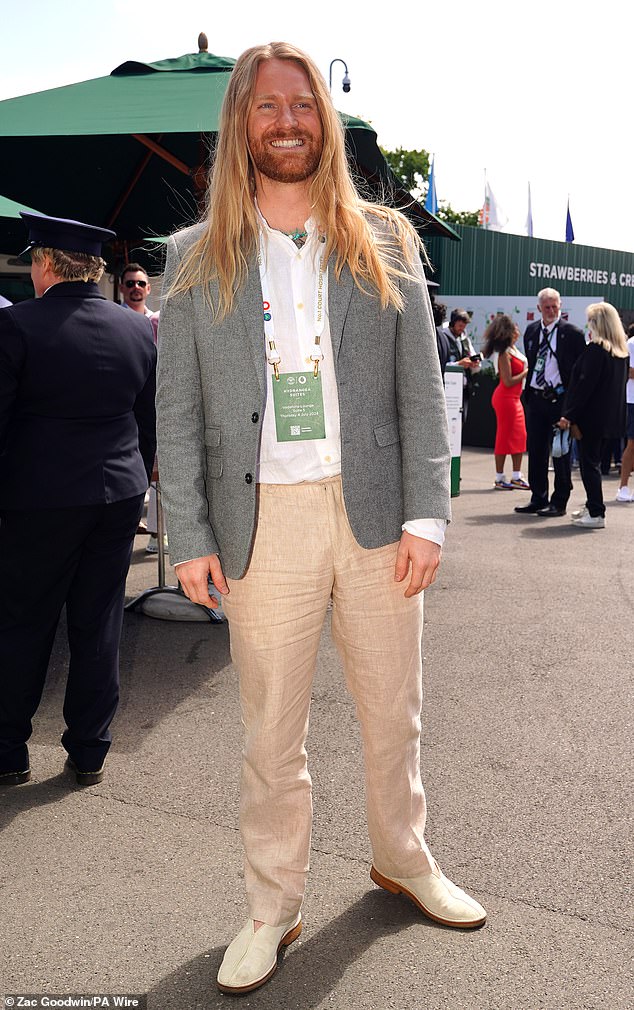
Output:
[{"xmin": 479, "ymin": 180, "xmax": 508, "ymax": 231}]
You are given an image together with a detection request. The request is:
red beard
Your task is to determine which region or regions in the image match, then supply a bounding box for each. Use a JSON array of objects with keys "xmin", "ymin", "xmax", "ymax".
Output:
[{"xmin": 249, "ymin": 131, "xmax": 322, "ymax": 183}]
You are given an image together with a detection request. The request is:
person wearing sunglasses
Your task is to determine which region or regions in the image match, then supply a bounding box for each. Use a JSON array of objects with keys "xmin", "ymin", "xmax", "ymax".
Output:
[
  {"xmin": 120, "ymin": 263, "xmax": 162, "ymax": 546},
  {"xmin": 120, "ymin": 263, "xmax": 159, "ymax": 339}
]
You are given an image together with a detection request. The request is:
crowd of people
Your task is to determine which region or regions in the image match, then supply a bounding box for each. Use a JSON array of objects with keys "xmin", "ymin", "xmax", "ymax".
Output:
[
  {"xmin": 0, "ymin": 37, "xmax": 632, "ymax": 1002},
  {"xmin": 448, "ymin": 289, "xmax": 632, "ymax": 527}
]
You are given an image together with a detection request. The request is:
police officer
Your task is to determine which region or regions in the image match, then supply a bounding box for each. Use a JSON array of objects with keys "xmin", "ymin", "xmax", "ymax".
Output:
[{"xmin": 0, "ymin": 213, "xmax": 156, "ymax": 786}]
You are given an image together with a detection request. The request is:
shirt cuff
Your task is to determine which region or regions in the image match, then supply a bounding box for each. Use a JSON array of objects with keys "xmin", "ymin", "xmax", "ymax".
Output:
[{"xmin": 402, "ymin": 518, "xmax": 447, "ymax": 547}]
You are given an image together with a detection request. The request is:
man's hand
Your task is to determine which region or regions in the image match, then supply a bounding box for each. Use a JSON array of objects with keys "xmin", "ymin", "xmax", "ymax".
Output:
[
  {"xmin": 394, "ymin": 532, "xmax": 442, "ymax": 597},
  {"xmin": 175, "ymin": 554, "xmax": 229, "ymax": 608}
]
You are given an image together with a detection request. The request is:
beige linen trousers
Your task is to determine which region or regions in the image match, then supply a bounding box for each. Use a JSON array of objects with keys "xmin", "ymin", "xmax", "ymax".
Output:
[{"xmin": 222, "ymin": 476, "xmax": 435, "ymax": 926}]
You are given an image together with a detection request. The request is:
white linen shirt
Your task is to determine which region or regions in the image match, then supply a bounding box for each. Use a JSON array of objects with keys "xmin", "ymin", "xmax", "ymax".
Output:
[
  {"xmin": 258, "ymin": 216, "xmax": 341, "ymax": 484},
  {"xmin": 256, "ymin": 214, "xmax": 445, "ymax": 547}
]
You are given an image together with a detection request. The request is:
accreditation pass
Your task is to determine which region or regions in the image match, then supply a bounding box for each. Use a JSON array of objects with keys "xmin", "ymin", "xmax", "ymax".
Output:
[{"xmin": 272, "ymin": 370, "xmax": 326, "ymax": 442}]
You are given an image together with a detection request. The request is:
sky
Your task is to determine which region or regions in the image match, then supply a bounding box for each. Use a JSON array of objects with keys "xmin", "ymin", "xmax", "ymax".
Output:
[{"xmin": 1, "ymin": 0, "xmax": 632, "ymax": 254}]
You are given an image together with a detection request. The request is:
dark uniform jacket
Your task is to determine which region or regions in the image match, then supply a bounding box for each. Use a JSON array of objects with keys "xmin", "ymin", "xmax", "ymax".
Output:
[{"xmin": 0, "ymin": 281, "xmax": 156, "ymax": 509}]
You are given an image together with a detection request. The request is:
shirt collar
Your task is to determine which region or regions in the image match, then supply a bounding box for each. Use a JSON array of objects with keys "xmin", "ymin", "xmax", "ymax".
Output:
[
  {"xmin": 255, "ymin": 199, "xmax": 317, "ymax": 247},
  {"xmin": 542, "ymin": 314, "xmax": 561, "ymax": 334}
]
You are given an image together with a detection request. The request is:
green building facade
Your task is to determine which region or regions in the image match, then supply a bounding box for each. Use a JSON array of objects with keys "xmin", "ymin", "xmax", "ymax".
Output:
[{"xmin": 427, "ymin": 225, "xmax": 634, "ymax": 319}]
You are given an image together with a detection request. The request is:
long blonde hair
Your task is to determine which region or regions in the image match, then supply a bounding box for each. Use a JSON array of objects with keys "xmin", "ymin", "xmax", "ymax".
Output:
[
  {"xmin": 586, "ymin": 302, "xmax": 629, "ymax": 357},
  {"xmin": 167, "ymin": 41, "xmax": 425, "ymax": 318}
]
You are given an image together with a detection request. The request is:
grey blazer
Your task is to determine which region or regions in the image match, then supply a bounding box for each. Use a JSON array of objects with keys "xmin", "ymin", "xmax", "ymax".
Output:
[{"xmin": 156, "ymin": 222, "xmax": 451, "ymax": 579}]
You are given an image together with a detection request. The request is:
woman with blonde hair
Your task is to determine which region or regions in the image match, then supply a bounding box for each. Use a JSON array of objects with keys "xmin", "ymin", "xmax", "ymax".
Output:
[{"xmin": 558, "ymin": 302, "xmax": 629, "ymax": 528}]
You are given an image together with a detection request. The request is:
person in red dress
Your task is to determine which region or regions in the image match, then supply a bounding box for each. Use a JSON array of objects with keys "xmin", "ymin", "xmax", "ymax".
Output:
[{"xmin": 482, "ymin": 315, "xmax": 529, "ymax": 490}]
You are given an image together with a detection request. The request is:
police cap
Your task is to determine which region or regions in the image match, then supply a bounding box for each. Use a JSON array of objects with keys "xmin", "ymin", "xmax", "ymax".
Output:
[{"xmin": 19, "ymin": 212, "xmax": 116, "ymax": 259}]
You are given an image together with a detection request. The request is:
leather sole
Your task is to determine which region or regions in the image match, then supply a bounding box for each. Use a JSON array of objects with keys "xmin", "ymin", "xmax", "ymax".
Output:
[
  {"xmin": 65, "ymin": 758, "xmax": 104, "ymax": 786},
  {"xmin": 370, "ymin": 866, "xmax": 486, "ymax": 929},
  {"xmin": 0, "ymin": 768, "xmax": 31, "ymax": 786},
  {"xmin": 217, "ymin": 920, "xmax": 302, "ymax": 994}
]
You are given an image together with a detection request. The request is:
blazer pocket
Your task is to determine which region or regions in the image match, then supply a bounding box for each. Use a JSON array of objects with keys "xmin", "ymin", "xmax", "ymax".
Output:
[
  {"xmin": 207, "ymin": 455, "xmax": 223, "ymax": 479},
  {"xmin": 204, "ymin": 426, "xmax": 221, "ymax": 448},
  {"xmin": 373, "ymin": 420, "xmax": 400, "ymax": 447}
]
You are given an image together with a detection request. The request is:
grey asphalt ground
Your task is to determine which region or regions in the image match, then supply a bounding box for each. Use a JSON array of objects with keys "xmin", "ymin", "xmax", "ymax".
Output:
[{"xmin": 1, "ymin": 447, "xmax": 632, "ymax": 1010}]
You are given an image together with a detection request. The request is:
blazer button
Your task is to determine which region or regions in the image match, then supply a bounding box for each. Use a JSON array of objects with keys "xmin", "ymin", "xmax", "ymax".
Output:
[
  {"xmin": 245, "ymin": 473, "xmax": 253, "ymax": 484},
  {"xmin": 251, "ymin": 412, "xmax": 259, "ymax": 423}
]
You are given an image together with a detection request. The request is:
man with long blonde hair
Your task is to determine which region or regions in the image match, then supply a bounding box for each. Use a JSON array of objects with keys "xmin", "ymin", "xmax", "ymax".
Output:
[{"xmin": 157, "ymin": 42, "xmax": 486, "ymax": 994}]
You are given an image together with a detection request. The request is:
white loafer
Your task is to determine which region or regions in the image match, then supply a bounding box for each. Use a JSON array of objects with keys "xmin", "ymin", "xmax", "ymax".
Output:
[
  {"xmin": 217, "ymin": 915, "xmax": 302, "ymax": 994},
  {"xmin": 371, "ymin": 863, "xmax": 486, "ymax": 928}
]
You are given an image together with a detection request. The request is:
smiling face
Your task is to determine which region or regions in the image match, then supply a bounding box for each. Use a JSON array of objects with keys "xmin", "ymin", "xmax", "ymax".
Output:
[{"xmin": 247, "ymin": 58, "xmax": 323, "ymax": 185}]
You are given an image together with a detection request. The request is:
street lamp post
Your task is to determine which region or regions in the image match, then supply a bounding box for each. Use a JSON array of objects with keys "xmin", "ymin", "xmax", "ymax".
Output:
[{"xmin": 329, "ymin": 59, "xmax": 351, "ymax": 93}]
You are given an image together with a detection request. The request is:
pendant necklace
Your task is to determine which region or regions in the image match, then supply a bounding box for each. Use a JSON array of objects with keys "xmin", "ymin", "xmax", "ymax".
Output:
[{"xmin": 282, "ymin": 227, "xmax": 308, "ymax": 248}]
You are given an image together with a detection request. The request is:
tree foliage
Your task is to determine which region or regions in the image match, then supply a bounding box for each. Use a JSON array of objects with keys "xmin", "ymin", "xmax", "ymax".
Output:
[
  {"xmin": 380, "ymin": 145, "xmax": 480, "ymax": 227},
  {"xmin": 438, "ymin": 205, "xmax": 480, "ymax": 227},
  {"xmin": 380, "ymin": 146, "xmax": 430, "ymax": 198}
]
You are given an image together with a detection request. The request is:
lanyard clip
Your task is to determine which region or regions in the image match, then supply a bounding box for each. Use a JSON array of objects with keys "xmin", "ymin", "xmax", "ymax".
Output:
[
  {"xmin": 311, "ymin": 335, "xmax": 323, "ymax": 378},
  {"xmin": 267, "ymin": 340, "xmax": 281, "ymax": 381}
]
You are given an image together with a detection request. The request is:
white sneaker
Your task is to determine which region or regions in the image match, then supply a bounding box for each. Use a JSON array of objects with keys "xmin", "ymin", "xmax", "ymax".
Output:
[
  {"xmin": 572, "ymin": 513, "xmax": 605, "ymax": 529},
  {"xmin": 615, "ymin": 487, "xmax": 632, "ymax": 502},
  {"xmin": 217, "ymin": 916, "xmax": 302, "ymax": 993},
  {"xmin": 571, "ymin": 506, "xmax": 588, "ymax": 519}
]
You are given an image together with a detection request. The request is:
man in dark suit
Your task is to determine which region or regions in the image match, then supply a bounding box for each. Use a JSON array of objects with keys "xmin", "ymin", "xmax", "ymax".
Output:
[
  {"xmin": 431, "ymin": 299, "xmax": 452, "ymax": 374},
  {"xmin": 0, "ymin": 213, "xmax": 156, "ymax": 786},
  {"xmin": 515, "ymin": 287, "xmax": 586, "ymax": 517}
]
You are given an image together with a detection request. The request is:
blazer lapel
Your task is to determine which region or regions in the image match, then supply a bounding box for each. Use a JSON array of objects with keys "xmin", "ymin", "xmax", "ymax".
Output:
[
  {"xmin": 237, "ymin": 259, "xmax": 267, "ymax": 397},
  {"xmin": 328, "ymin": 259, "xmax": 354, "ymax": 359}
]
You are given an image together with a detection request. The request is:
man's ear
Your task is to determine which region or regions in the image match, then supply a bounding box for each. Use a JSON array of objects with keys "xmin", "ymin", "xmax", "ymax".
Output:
[{"xmin": 40, "ymin": 253, "xmax": 54, "ymax": 276}]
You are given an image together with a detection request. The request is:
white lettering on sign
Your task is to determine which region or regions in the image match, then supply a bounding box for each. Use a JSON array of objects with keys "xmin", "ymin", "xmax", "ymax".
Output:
[{"xmin": 528, "ymin": 262, "xmax": 625, "ymax": 286}]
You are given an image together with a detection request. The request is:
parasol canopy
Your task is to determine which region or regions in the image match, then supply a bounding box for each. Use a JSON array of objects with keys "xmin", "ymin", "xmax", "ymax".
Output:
[{"xmin": 0, "ymin": 39, "xmax": 459, "ymax": 255}]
